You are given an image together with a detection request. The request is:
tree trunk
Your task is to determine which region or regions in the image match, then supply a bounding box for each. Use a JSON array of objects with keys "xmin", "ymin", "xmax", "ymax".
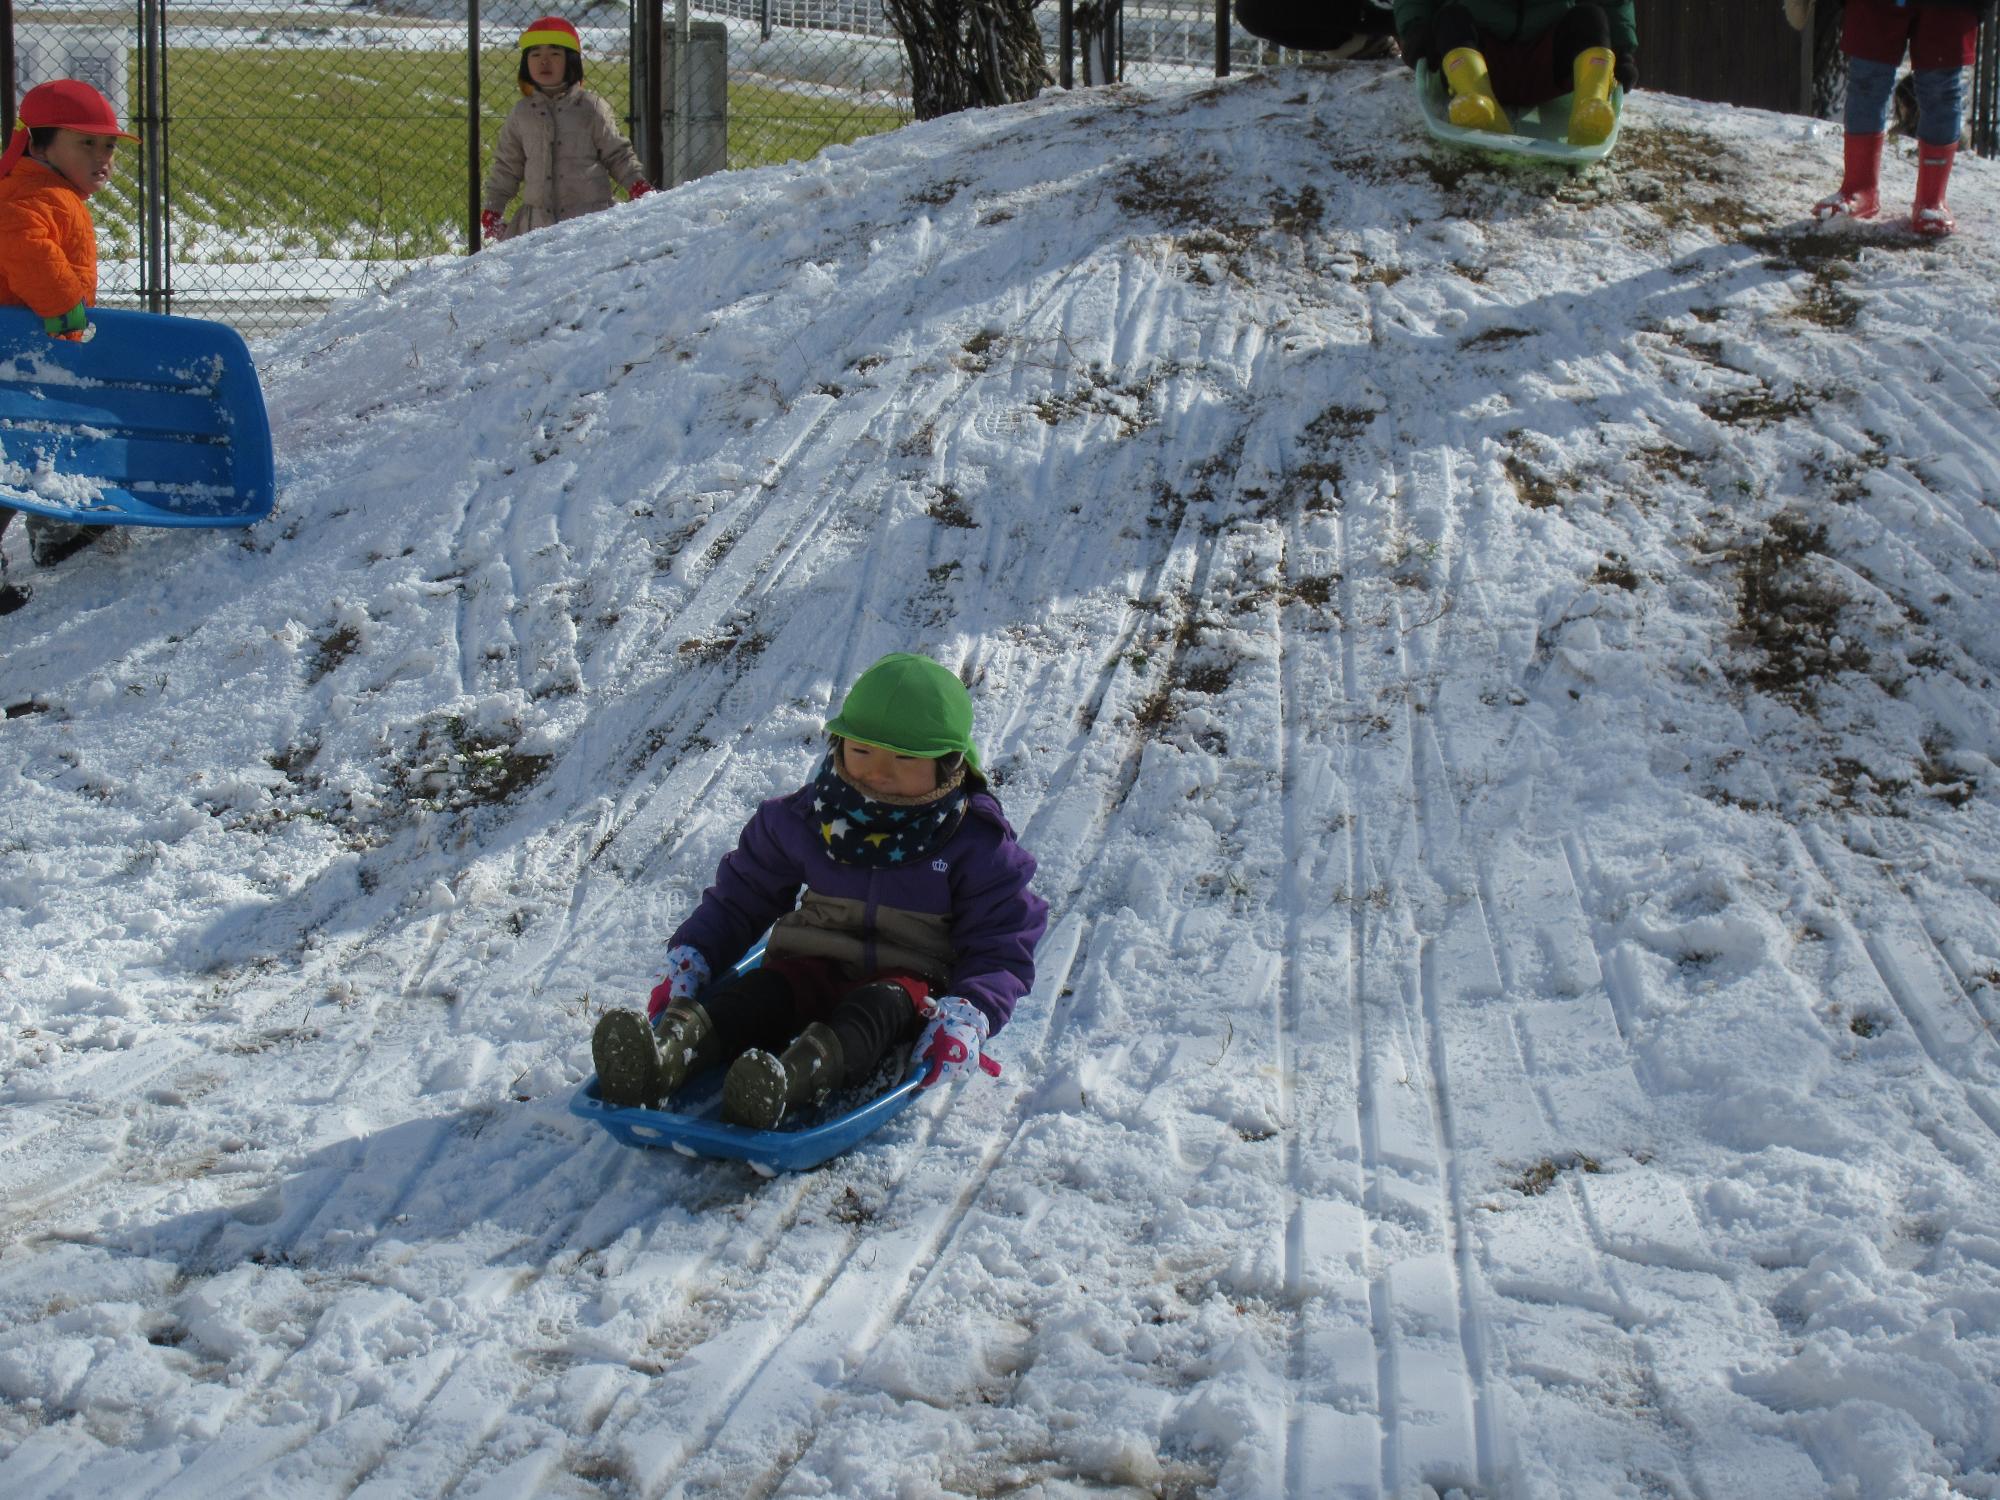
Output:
[
  {"xmin": 882, "ymin": 0, "xmax": 1050, "ymax": 121},
  {"xmin": 1074, "ymin": 0, "xmax": 1118, "ymax": 87},
  {"xmin": 1811, "ymin": 0, "xmax": 1846, "ymax": 120}
]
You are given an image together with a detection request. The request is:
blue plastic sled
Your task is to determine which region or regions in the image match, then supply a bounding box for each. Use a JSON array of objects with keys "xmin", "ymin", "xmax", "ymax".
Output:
[
  {"xmin": 569, "ymin": 941, "xmax": 930, "ymax": 1175},
  {"xmin": 0, "ymin": 306, "xmax": 275, "ymax": 528},
  {"xmin": 1414, "ymin": 60, "xmax": 1624, "ymax": 165}
]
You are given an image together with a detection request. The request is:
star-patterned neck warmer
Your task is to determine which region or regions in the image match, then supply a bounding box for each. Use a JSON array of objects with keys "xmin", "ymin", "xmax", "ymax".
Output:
[{"xmin": 810, "ymin": 752, "xmax": 969, "ymax": 869}]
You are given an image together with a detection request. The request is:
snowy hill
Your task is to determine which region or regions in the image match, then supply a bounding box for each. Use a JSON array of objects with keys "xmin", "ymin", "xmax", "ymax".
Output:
[{"xmin": 5, "ymin": 61, "xmax": 2000, "ymax": 1499}]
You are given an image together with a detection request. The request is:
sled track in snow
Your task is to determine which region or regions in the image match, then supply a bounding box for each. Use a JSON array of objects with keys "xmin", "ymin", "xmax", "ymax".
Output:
[
  {"xmin": 1797, "ymin": 827, "xmax": 2000, "ymax": 1144},
  {"xmin": 1331, "ymin": 442, "xmax": 1489, "ymax": 1496}
]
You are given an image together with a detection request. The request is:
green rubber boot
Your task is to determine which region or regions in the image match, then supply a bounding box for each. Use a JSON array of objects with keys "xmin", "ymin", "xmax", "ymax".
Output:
[
  {"xmin": 592, "ymin": 1002, "xmax": 716, "ymax": 1107},
  {"xmin": 652, "ymin": 1002, "xmax": 718, "ymax": 1095},
  {"xmin": 722, "ymin": 1022, "xmax": 843, "ymax": 1130}
]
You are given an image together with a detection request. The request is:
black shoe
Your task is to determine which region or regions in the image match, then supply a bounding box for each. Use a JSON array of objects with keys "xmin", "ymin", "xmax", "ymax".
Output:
[
  {"xmin": 592, "ymin": 1010, "xmax": 666, "ymax": 1107},
  {"xmin": 0, "ymin": 582, "xmax": 28, "ymax": 615},
  {"xmin": 26, "ymin": 517, "xmax": 102, "ymax": 568},
  {"xmin": 722, "ymin": 1022, "xmax": 843, "ymax": 1130}
]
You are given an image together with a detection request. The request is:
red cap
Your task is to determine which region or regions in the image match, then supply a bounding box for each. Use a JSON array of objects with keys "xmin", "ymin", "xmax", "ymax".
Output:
[{"xmin": 2, "ymin": 80, "xmax": 140, "ymax": 178}]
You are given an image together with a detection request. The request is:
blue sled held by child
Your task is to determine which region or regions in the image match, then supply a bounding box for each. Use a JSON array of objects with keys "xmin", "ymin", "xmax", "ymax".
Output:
[
  {"xmin": 570, "ymin": 942, "xmax": 930, "ymax": 1175},
  {"xmin": 0, "ymin": 306, "xmax": 275, "ymax": 528},
  {"xmin": 1414, "ymin": 59, "xmax": 1624, "ymax": 165}
]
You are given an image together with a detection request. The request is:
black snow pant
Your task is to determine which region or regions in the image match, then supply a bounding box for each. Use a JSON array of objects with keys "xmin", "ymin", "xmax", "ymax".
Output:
[
  {"xmin": 703, "ymin": 966, "xmax": 920, "ymax": 1089},
  {"xmin": 1234, "ymin": 0, "xmax": 1398, "ymax": 52}
]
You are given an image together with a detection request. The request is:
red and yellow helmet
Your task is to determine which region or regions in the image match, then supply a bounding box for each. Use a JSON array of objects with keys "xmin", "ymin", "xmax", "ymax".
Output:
[
  {"xmin": 519, "ymin": 16, "xmax": 582, "ymax": 53},
  {"xmin": 516, "ymin": 16, "xmax": 584, "ymax": 94}
]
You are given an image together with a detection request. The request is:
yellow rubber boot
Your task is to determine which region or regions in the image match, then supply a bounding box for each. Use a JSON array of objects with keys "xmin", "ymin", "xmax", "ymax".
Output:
[
  {"xmin": 1568, "ymin": 47, "xmax": 1617, "ymax": 146},
  {"xmin": 1443, "ymin": 47, "xmax": 1510, "ymax": 133}
]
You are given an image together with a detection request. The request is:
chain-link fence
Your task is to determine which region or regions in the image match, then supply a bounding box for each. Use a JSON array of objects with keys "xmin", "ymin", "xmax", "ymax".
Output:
[
  {"xmin": 5, "ymin": 2, "xmax": 1994, "ymax": 340},
  {"xmin": 2, "ymin": 0, "xmax": 918, "ymax": 337}
]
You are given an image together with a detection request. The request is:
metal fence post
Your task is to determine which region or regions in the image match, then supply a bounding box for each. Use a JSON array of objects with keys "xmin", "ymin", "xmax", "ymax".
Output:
[
  {"xmin": 672, "ymin": 0, "xmax": 691, "ymax": 186},
  {"xmin": 1215, "ymin": 0, "xmax": 1229, "ymax": 78},
  {"xmin": 1, "ymin": 0, "xmax": 15, "ymax": 160},
  {"xmin": 1060, "ymin": 0, "xmax": 1073, "ymax": 90},
  {"xmin": 467, "ymin": 0, "xmax": 481, "ymax": 254},
  {"xmin": 139, "ymin": 0, "xmax": 169, "ymax": 312},
  {"xmin": 641, "ymin": 0, "xmax": 665, "ymax": 187}
]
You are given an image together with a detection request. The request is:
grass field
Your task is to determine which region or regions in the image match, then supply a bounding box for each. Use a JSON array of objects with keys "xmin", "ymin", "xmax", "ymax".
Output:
[{"xmin": 87, "ymin": 45, "xmax": 909, "ymax": 266}]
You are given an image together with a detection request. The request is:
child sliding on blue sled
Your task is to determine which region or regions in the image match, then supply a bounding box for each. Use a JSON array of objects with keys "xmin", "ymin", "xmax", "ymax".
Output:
[
  {"xmin": 591, "ymin": 653, "xmax": 1048, "ymax": 1130},
  {"xmin": 1396, "ymin": 0, "xmax": 1638, "ymax": 147}
]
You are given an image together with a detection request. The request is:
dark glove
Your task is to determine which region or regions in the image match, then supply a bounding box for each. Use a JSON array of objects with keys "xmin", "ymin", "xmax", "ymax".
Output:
[
  {"xmin": 1398, "ymin": 24, "xmax": 1435, "ymax": 69},
  {"xmin": 1615, "ymin": 51, "xmax": 1639, "ymax": 91},
  {"xmin": 628, "ymin": 178, "xmax": 654, "ymax": 200},
  {"xmin": 42, "ymin": 303, "xmax": 87, "ymax": 337},
  {"xmin": 479, "ymin": 208, "xmax": 504, "ymax": 242}
]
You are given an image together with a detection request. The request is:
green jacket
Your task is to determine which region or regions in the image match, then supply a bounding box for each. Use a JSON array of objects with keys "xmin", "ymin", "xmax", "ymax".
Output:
[{"xmin": 1393, "ymin": 0, "xmax": 1638, "ymax": 55}]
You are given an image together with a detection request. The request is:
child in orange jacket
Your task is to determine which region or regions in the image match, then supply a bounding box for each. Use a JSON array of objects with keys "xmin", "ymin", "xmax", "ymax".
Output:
[
  {"xmin": 0, "ymin": 79, "xmax": 133, "ymax": 335},
  {"xmin": 0, "ymin": 79, "xmax": 138, "ymax": 588}
]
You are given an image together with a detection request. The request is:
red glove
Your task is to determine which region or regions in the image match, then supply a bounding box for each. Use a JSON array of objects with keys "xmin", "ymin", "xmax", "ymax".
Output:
[
  {"xmin": 628, "ymin": 179, "xmax": 654, "ymax": 200},
  {"xmin": 480, "ymin": 209, "xmax": 504, "ymax": 242}
]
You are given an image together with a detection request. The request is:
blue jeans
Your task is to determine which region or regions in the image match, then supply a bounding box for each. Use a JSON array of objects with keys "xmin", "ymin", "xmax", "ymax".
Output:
[{"xmin": 1846, "ymin": 56, "xmax": 1966, "ymax": 145}]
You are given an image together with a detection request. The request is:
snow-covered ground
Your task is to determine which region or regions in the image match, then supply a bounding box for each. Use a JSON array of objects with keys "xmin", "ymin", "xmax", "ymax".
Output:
[{"xmin": 5, "ymin": 62, "xmax": 2000, "ymax": 1500}]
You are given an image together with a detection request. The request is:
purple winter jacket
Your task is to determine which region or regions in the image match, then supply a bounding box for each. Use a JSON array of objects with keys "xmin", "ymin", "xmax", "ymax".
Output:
[{"xmin": 669, "ymin": 782, "xmax": 1048, "ymax": 1035}]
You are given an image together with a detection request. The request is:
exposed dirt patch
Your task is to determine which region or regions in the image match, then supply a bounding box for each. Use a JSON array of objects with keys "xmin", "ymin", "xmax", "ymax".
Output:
[
  {"xmin": 1593, "ymin": 554, "xmax": 1640, "ymax": 591},
  {"xmin": 678, "ymin": 625, "xmax": 769, "ymax": 665},
  {"xmin": 1033, "ymin": 363, "xmax": 1168, "ymax": 438},
  {"xmin": 1268, "ymin": 183, "xmax": 1325, "ymax": 236},
  {"xmin": 1463, "ymin": 326, "xmax": 1536, "ymax": 350},
  {"xmin": 1509, "ymin": 1153, "xmax": 1603, "ymax": 1197},
  {"xmin": 392, "ymin": 713, "xmax": 555, "ymax": 813},
  {"xmin": 1700, "ymin": 384, "xmax": 1823, "ymax": 429},
  {"xmin": 1504, "ymin": 452, "xmax": 1566, "ymax": 510},
  {"xmin": 906, "ymin": 175, "xmax": 966, "ymax": 207},
  {"xmin": 1726, "ymin": 511, "xmax": 1870, "ymax": 704},
  {"xmin": 1115, "ymin": 159, "xmax": 1229, "ymax": 229},
  {"xmin": 308, "ymin": 623, "xmax": 361, "ymax": 685},
  {"xmin": 927, "ymin": 485, "xmax": 979, "ymax": 529},
  {"xmin": 1612, "ymin": 126, "xmax": 1763, "ymax": 236},
  {"xmin": 957, "ymin": 328, "xmax": 1003, "ymax": 373}
]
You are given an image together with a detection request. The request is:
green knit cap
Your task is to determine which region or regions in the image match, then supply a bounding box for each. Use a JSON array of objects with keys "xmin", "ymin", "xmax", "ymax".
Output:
[{"xmin": 825, "ymin": 653, "xmax": 981, "ymax": 771}]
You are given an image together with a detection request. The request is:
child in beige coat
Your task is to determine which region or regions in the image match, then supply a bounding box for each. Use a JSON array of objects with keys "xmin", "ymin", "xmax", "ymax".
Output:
[{"xmin": 481, "ymin": 16, "xmax": 653, "ymax": 242}]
